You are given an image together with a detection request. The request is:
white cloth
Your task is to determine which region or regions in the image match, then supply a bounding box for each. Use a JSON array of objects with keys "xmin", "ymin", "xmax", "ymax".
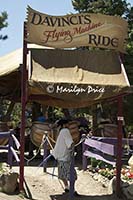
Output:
[{"xmin": 52, "ymin": 128, "xmax": 73, "ymax": 161}]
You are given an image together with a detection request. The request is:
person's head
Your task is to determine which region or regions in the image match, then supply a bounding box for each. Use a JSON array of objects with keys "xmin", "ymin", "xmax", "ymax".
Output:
[{"xmin": 57, "ymin": 119, "xmax": 69, "ymax": 129}]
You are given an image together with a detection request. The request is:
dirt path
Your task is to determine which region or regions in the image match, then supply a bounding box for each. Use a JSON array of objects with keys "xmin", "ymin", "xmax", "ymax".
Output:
[{"xmin": 0, "ymin": 162, "xmax": 124, "ymax": 200}]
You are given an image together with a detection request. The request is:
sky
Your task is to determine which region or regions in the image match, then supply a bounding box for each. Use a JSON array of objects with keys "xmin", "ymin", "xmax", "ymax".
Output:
[{"xmin": 0, "ymin": 0, "xmax": 133, "ymax": 57}]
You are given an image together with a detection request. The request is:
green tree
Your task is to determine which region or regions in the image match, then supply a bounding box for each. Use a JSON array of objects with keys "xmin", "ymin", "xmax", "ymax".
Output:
[
  {"xmin": 72, "ymin": 0, "xmax": 133, "ymax": 131},
  {"xmin": 123, "ymin": 6, "xmax": 133, "ymax": 130},
  {"xmin": 72, "ymin": 0, "xmax": 129, "ymax": 15},
  {"xmin": 0, "ymin": 11, "xmax": 8, "ymax": 40},
  {"xmin": 125, "ymin": 6, "xmax": 133, "ymax": 56},
  {"xmin": 72, "ymin": 0, "xmax": 132, "ymax": 50},
  {"xmin": 0, "ymin": 11, "xmax": 8, "ymax": 124}
]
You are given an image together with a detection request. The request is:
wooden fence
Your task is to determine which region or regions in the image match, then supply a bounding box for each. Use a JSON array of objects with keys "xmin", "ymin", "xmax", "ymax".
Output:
[
  {"xmin": 0, "ymin": 130, "xmax": 20, "ymax": 167},
  {"xmin": 82, "ymin": 136, "xmax": 133, "ymax": 170}
]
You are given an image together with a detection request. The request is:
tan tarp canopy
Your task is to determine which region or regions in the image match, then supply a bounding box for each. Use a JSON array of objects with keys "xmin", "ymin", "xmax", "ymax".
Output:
[
  {"xmin": 0, "ymin": 48, "xmax": 130, "ymax": 107},
  {"xmin": 0, "ymin": 45, "xmax": 52, "ymax": 100},
  {"xmin": 28, "ymin": 49, "xmax": 130, "ymax": 108},
  {"xmin": 0, "ymin": 49, "xmax": 22, "ymax": 99}
]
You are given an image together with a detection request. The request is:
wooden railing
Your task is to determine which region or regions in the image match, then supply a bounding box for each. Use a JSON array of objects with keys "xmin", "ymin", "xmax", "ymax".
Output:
[
  {"xmin": 0, "ymin": 130, "xmax": 20, "ymax": 167},
  {"xmin": 82, "ymin": 136, "xmax": 133, "ymax": 170}
]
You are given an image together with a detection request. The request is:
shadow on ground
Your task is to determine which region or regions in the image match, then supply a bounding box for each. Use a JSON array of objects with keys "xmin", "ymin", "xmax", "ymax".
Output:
[{"xmin": 50, "ymin": 193, "xmax": 123, "ymax": 200}]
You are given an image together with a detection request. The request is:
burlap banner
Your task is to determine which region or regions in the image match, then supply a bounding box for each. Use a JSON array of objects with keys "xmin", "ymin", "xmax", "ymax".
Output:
[{"xmin": 26, "ymin": 6, "xmax": 128, "ymax": 52}]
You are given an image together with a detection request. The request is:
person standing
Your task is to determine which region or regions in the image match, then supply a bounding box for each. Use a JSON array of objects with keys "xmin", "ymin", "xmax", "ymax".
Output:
[{"xmin": 52, "ymin": 119, "xmax": 80, "ymax": 196}]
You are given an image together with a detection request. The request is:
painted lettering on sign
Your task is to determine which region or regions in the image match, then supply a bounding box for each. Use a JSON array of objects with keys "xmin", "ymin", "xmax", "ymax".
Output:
[
  {"xmin": 30, "ymin": 12, "xmax": 92, "ymax": 27},
  {"xmin": 88, "ymin": 34, "xmax": 119, "ymax": 48},
  {"xmin": 42, "ymin": 22, "xmax": 103, "ymax": 44},
  {"xmin": 27, "ymin": 6, "xmax": 128, "ymax": 52}
]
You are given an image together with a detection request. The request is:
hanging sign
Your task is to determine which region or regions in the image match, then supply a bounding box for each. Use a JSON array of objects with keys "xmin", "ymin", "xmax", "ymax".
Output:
[{"xmin": 26, "ymin": 6, "xmax": 128, "ymax": 52}]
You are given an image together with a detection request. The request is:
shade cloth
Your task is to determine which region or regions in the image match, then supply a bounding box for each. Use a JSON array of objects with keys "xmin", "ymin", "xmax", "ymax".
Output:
[
  {"xmin": 0, "ymin": 45, "xmax": 52, "ymax": 100},
  {"xmin": 28, "ymin": 49, "xmax": 130, "ymax": 108},
  {"xmin": 0, "ymin": 49, "xmax": 22, "ymax": 99}
]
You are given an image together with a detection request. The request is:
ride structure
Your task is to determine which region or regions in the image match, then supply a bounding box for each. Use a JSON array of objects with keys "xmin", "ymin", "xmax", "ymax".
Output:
[{"xmin": 0, "ymin": 6, "xmax": 132, "ymax": 199}]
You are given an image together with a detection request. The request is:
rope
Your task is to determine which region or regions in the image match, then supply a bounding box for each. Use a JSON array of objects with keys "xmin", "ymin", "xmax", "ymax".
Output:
[
  {"xmin": 124, "ymin": 136, "xmax": 132, "ymax": 155},
  {"xmin": 25, "ymin": 132, "xmax": 55, "ymax": 164},
  {"xmin": 74, "ymin": 137, "xmax": 86, "ymax": 147},
  {"xmin": 45, "ymin": 136, "xmax": 54, "ymax": 150},
  {"xmin": 15, "ymin": 133, "xmax": 86, "ymax": 166},
  {"xmin": 47, "ymin": 134, "xmax": 85, "ymax": 148},
  {"xmin": 25, "ymin": 136, "xmax": 46, "ymax": 165},
  {"xmin": 37, "ymin": 154, "xmax": 52, "ymax": 168},
  {"xmin": 15, "ymin": 134, "xmax": 53, "ymax": 165},
  {"xmin": 126, "ymin": 137, "xmax": 130, "ymax": 153},
  {"xmin": 24, "ymin": 135, "xmax": 46, "ymax": 165},
  {"xmin": 26, "ymin": 134, "xmax": 54, "ymax": 166},
  {"xmin": 34, "ymin": 134, "xmax": 86, "ymax": 192},
  {"xmin": 47, "ymin": 135, "xmax": 56, "ymax": 144}
]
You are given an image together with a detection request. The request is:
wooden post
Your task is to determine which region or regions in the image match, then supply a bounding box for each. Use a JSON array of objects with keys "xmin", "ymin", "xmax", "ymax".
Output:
[
  {"xmin": 92, "ymin": 105, "xmax": 97, "ymax": 133},
  {"xmin": 116, "ymin": 96, "xmax": 123, "ymax": 197},
  {"xmin": 69, "ymin": 153, "xmax": 75, "ymax": 200},
  {"xmin": 43, "ymin": 138, "xmax": 48, "ymax": 172},
  {"xmin": 19, "ymin": 22, "xmax": 28, "ymax": 191},
  {"xmin": 82, "ymin": 134, "xmax": 88, "ymax": 170}
]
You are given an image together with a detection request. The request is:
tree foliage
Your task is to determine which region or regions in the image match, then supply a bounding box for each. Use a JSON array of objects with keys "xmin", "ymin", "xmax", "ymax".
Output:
[
  {"xmin": 72, "ymin": 0, "xmax": 133, "ymax": 50},
  {"xmin": 72, "ymin": 0, "xmax": 129, "ymax": 15},
  {"xmin": 0, "ymin": 12, "xmax": 8, "ymax": 124},
  {"xmin": 0, "ymin": 11, "xmax": 8, "ymax": 40},
  {"xmin": 72, "ymin": 0, "xmax": 133, "ymax": 70},
  {"xmin": 72, "ymin": 0, "xmax": 133, "ymax": 130}
]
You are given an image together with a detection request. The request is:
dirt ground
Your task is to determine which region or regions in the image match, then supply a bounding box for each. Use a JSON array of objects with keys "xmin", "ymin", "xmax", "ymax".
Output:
[{"xmin": 0, "ymin": 153, "xmax": 125, "ymax": 200}]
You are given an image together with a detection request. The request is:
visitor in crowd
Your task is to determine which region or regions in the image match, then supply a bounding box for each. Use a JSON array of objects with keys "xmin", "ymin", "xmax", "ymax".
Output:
[
  {"xmin": 52, "ymin": 119, "xmax": 80, "ymax": 196},
  {"xmin": 36, "ymin": 112, "xmax": 46, "ymax": 123}
]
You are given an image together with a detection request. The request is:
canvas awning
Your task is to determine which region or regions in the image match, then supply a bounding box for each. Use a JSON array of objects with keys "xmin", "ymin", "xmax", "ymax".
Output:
[
  {"xmin": 28, "ymin": 49, "xmax": 130, "ymax": 108},
  {"xmin": 0, "ymin": 49, "xmax": 22, "ymax": 99},
  {"xmin": 0, "ymin": 45, "xmax": 52, "ymax": 100}
]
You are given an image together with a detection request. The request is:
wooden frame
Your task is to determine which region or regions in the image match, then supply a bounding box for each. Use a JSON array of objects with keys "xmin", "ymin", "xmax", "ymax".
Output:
[{"xmin": 19, "ymin": 22, "xmax": 129, "ymax": 198}]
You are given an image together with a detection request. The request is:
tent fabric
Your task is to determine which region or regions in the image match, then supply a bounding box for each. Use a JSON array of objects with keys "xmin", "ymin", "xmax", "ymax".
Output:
[
  {"xmin": 0, "ymin": 45, "xmax": 52, "ymax": 77},
  {"xmin": 0, "ymin": 49, "xmax": 22, "ymax": 99},
  {"xmin": 0, "ymin": 48, "xmax": 22, "ymax": 76},
  {"xmin": 0, "ymin": 71, "xmax": 21, "ymax": 100},
  {"xmin": 28, "ymin": 49, "xmax": 130, "ymax": 108},
  {"xmin": 0, "ymin": 45, "xmax": 52, "ymax": 100}
]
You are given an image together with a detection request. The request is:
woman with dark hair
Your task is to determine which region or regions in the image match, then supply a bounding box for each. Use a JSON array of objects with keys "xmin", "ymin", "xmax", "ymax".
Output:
[{"xmin": 52, "ymin": 119, "xmax": 80, "ymax": 196}]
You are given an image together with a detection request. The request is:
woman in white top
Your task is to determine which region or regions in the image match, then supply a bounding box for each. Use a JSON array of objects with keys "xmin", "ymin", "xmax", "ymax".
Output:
[{"xmin": 52, "ymin": 119, "xmax": 79, "ymax": 196}]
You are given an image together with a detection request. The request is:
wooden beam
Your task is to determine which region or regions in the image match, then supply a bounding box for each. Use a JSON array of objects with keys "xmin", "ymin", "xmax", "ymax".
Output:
[
  {"xmin": 116, "ymin": 96, "xmax": 123, "ymax": 197},
  {"xmin": 19, "ymin": 21, "xmax": 28, "ymax": 191}
]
